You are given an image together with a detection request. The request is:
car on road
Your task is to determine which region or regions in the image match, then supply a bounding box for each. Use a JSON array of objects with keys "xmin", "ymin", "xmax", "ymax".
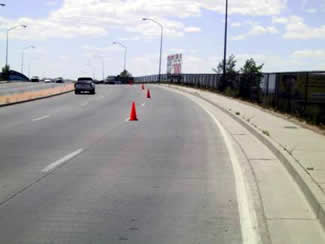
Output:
[
  {"xmin": 75, "ymin": 77, "xmax": 96, "ymax": 95},
  {"xmin": 31, "ymin": 76, "xmax": 40, "ymax": 82},
  {"xmin": 43, "ymin": 79, "xmax": 52, "ymax": 83},
  {"xmin": 93, "ymin": 79, "xmax": 104, "ymax": 84},
  {"xmin": 104, "ymin": 76, "xmax": 116, "ymax": 84},
  {"xmin": 55, "ymin": 77, "xmax": 64, "ymax": 83}
]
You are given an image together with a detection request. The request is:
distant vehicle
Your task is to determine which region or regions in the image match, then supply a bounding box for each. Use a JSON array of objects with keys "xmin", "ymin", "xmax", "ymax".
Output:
[
  {"xmin": 93, "ymin": 79, "xmax": 103, "ymax": 84},
  {"xmin": 44, "ymin": 79, "xmax": 52, "ymax": 83},
  {"xmin": 31, "ymin": 76, "xmax": 40, "ymax": 82},
  {"xmin": 115, "ymin": 75, "xmax": 134, "ymax": 85},
  {"xmin": 105, "ymin": 76, "xmax": 116, "ymax": 84},
  {"xmin": 75, "ymin": 77, "xmax": 96, "ymax": 95},
  {"xmin": 55, "ymin": 77, "xmax": 64, "ymax": 83}
]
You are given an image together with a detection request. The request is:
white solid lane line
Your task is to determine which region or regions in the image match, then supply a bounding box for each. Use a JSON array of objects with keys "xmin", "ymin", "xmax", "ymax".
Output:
[
  {"xmin": 32, "ymin": 115, "xmax": 50, "ymax": 121},
  {"xmin": 164, "ymin": 86, "xmax": 259, "ymax": 244},
  {"xmin": 196, "ymin": 103, "xmax": 259, "ymax": 244},
  {"xmin": 41, "ymin": 149, "xmax": 83, "ymax": 173}
]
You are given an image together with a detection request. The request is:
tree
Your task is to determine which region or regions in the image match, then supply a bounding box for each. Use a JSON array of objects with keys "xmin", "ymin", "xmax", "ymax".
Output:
[
  {"xmin": 239, "ymin": 58, "xmax": 264, "ymax": 101},
  {"xmin": 1, "ymin": 65, "xmax": 10, "ymax": 81},
  {"xmin": 120, "ymin": 69, "xmax": 132, "ymax": 78},
  {"xmin": 213, "ymin": 54, "xmax": 239, "ymax": 91}
]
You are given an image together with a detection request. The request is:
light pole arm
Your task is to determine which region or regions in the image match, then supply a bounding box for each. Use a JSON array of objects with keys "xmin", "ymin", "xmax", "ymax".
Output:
[
  {"xmin": 6, "ymin": 25, "xmax": 27, "ymax": 67},
  {"xmin": 143, "ymin": 18, "xmax": 163, "ymax": 30},
  {"xmin": 142, "ymin": 18, "xmax": 164, "ymax": 83},
  {"xmin": 21, "ymin": 46, "xmax": 35, "ymax": 74},
  {"xmin": 113, "ymin": 42, "xmax": 127, "ymax": 71}
]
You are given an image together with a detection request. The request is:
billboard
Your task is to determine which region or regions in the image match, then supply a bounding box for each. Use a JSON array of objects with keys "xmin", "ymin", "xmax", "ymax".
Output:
[{"xmin": 167, "ymin": 54, "xmax": 182, "ymax": 75}]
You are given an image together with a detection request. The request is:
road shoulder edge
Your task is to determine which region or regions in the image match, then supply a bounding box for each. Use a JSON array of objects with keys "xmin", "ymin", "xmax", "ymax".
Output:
[
  {"xmin": 159, "ymin": 85, "xmax": 271, "ymax": 244},
  {"xmin": 162, "ymin": 84, "xmax": 325, "ymax": 231}
]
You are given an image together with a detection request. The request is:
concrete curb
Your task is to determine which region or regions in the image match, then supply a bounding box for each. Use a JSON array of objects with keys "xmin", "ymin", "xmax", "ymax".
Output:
[
  {"xmin": 167, "ymin": 84, "xmax": 325, "ymax": 231},
  {"xmin": 0, "ymin": 85, "xmax": 74, "ymax": 107}
]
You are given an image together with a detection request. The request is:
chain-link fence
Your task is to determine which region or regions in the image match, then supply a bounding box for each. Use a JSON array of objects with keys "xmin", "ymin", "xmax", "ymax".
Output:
[{"xmin": 135, "ymin": 71, "xmax": 325, "ymax": 125}]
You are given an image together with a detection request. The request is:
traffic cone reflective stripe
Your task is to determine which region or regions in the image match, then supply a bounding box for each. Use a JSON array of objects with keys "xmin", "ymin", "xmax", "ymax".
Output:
[
  {"xmin": 146, "ymin": 89, "xmax": 151, "ymax": 99},
  {"xmin": 129, "ymin": 102, "xmax": 138, "ymax": 121}
]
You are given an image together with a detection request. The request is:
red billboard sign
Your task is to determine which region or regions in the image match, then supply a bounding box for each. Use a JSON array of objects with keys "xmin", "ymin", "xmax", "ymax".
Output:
[{"xmin": 167, "ymin": 54, "xmax": 182, "ymax": 75}]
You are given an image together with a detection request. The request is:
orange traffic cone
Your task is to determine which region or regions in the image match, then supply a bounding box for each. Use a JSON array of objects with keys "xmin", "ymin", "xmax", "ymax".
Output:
[
  {"xmin": 129, "ymin": 102, "xmax": 138, "ymax": 121},
  {"xmin": 141, "ymin": 84, "xmax": 145, "ymax": 90},
  {"xmin": 146, "ymin": 89, "xmax": 151, "ymax": 99}
]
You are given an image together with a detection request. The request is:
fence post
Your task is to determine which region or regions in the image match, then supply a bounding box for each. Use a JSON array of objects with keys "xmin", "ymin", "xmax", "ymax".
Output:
[{"xmin": 304, "ymin": 72, "xmax": 310, "ymax": 114}]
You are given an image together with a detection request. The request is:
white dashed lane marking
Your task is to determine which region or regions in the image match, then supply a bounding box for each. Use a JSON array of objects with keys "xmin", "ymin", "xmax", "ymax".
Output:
[
  {"xmin": 32, "ymin": 115, "xmax": 50, "ymax": 122},
  {"xmin": 41, "ymin": 149, "xmax": 84, "ymax": 173}
]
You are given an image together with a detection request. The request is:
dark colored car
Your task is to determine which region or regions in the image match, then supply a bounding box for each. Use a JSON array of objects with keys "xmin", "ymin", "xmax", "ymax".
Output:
[
  {"xmin": 75, "ymin": 77, "xmax": 96, "ymax": 95},
  {"xmin": 93, "ymin": 79, "xmax": 104, "ymax": 84},
  {"xmin": 31, "ymin": 76, "xmax": 40, "ymax": 82},
  {"xmin": 55, "ymin": 77, "xmax": 64, "ymax": 83},
  {"xmin": 105, "ymin": 76, "xmax": 116, "ymax": 84}
]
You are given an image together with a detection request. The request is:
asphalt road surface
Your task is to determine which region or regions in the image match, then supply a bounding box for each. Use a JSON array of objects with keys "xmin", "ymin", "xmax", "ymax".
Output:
[{"xmin": 0, "ymin": 85, "xmax": 242, "ymax": 244}]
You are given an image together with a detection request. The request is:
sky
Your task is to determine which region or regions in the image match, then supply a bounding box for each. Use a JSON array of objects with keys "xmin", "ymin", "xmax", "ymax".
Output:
[{"xmin": 0, "ymin": 0, "xmax": 324, "ymax": 79}]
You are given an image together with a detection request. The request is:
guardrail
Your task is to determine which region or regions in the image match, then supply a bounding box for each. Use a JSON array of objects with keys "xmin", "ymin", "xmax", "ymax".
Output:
[{"xmin": 135, "ymin": 71, "xmax": 325, "ymax": 125}]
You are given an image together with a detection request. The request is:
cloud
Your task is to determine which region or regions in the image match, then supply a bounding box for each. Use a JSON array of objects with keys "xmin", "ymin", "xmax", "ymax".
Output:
[
  {"xmin": 293, "ymin": 49, "xmax": 325, "ymax": 58},
  {"xmin": 184, "ymin": 26, "xmax": 201, "ymax": 33},
  {"xmin": 272, "ymin": 16, "xmax": 288, "ymax": 24},
  {"xmin": 231, "ymin": 24, "xmax": 279, "ymax": 40},
  {"xmin": 168, "ymin": 48, "xmax": 185, "ymax": 54},
  {"xmin": 119, "ymin": 36, "xmax": 141, "ymax": 41},
  {"xmin": 202, "ymin": 0, "xmax": 287, "ymax": 16},
  {"xmin": 0, "ymin": 0, "xmax": 288, "ymax": 40},
  {"xmin": 283, "ymin": 16, "xmax": 325, "ymax": 39},
  {"xmin": 231, "ymin": 22, "xmax": 241, "ymax": 27},
  {"xmin": 46, "ymin": 1, "xmax": 58, "ymax": 6},
  {"xmin": 81, "ymin": 45, "xmax": 121, "ymax": 57},
  {"xmin": 305, "ymin": 8, "xmax": 317, "ymax": 14}
]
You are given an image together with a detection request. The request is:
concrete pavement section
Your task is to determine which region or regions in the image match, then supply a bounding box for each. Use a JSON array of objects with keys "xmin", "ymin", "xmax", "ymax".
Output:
[{"xmin": 162, "ymin": 84, "xmax": 325, "ymax": 243}]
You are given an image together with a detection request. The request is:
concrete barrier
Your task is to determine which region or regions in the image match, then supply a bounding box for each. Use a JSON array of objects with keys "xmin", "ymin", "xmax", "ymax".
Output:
[{"xmin": 0, "ymin": 83, "xmax": 74, "ymax": 106}]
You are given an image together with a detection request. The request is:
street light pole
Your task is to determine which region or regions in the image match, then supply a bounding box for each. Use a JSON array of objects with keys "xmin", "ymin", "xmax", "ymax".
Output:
[
  {"xmin": 223, "ymin": 0, "xmax": 229, "ymax": 83},
  {"xmin": 101, "ymin": 58, "xmax": 105, "ymax": 81},
  {"xmin": 6, "ymin": 25, "xmax": 27, "ymax": 67},
  {"xmin": 28, "ymin": 63, "xmax": 31, "ymax": 78},
  {"xmin": 112, "ymin": 41, "xmax": 127, "ymax": 71},
  {"xmin": 21, "ymin": 45, "xmax": 35, "ymax": 74},
  {"xmin": 142, "ymin": 18, "xmax": 163, "ymax": 83}
]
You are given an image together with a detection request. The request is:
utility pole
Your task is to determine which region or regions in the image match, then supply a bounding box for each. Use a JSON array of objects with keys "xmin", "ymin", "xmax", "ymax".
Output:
[{"xmin": 223, "ymin": 0, "xmax": 229, "ymax": 86}]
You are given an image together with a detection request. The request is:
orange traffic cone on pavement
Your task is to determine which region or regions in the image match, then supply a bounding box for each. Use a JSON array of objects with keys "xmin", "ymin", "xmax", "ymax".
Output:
[
  {"xmin": 146, "ymin": 89, "xmax": 151, "ymax": 99},
  {"xmin": 129, "ymin": 102, "xmax": 138, "ymax": 121},
  {"xmin": 141, "ymin": 84, "xmax": 145, "ymax": 90}
]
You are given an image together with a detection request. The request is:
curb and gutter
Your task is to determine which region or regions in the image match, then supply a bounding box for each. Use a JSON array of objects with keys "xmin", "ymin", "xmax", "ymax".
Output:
[{"xmin": 166, "ymin": 84, "xmax": 325, "ymax": 231}]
